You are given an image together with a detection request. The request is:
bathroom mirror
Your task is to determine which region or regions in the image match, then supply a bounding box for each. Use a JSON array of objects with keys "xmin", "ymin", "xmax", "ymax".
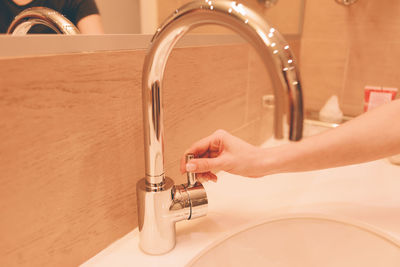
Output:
[
  {"xmin": 0, "ymin": 0, "xmax": 305, "ymax": 58},
  {"xmin": 102, "ymin": 0, "xmax": 305, "ymax": 36},
  {"xmin": 1, "ymin": 0, "xmax": 305, "ymax": 36},
  {"xmin": 152, "ymin": 0, "xmax": 305, "ymax": 36}
]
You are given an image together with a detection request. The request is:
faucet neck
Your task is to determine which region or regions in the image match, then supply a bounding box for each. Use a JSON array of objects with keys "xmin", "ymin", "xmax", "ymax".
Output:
[
  {"xmin": 7, "ymin": 7, "xmax": 79, "ymax": 35},
  {"xmin": 142, "ymin": 0, "xmax": 303, "ymax": 187}
]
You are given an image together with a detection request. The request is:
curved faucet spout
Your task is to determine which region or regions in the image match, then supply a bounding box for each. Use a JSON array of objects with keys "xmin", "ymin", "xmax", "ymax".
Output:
[
  {"xmin": 138, "ymin": 0, "xmax": 304, "ymax": 255},
  {"xmin": 7, "ymin": 7, "xmax": 79, "ymax": 35},
  {"xmin": 142, "ymin": 0, "xmax": 303, "ymax": 185}
]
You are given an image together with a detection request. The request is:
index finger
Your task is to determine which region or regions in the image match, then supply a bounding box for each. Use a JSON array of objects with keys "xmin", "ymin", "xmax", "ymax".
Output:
[{"xmin": 180, "ymin": 130, "xmax": 224, "ymax": 173}]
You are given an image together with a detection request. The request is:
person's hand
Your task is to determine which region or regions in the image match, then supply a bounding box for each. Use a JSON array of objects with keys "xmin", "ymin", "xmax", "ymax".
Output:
[{"xmin": 180, "ymin": 129, "xmax": 264, "ymax": 182}]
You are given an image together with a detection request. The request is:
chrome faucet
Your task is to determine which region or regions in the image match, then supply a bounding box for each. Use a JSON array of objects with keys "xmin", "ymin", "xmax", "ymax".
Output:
[
  {"xmin": 137, "ymin": 0, "xmax": 304, "ymax": 255},
  {"xmin": 7, "ymin": 7, "xmax": 79, "ymax": 35},
  {"xmin": 257, "ymin": 0, "xmax": 279, "ymax": 8}
]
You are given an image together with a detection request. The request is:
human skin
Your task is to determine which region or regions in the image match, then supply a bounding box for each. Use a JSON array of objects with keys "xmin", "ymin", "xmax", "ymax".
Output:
[
  {"xmin": 180, "ymin": 99, "xmax": 400, "ymax": 182},
  {"xmin": 76, "ymin": 14, "xmax": 104, "ymax": 34}
]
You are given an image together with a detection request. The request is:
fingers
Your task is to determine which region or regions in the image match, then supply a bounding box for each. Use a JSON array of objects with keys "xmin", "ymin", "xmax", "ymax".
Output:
[
  {"xmin": 186, "ymin": 157, "xmax": 224, "ymax": 174},
  {"xmin": 180, "ymin": 130, "xmax": 226, "ymax": 173},
  {"xmin": 187, "ymin": 130, "xmax": 225, "ymax": 156}
]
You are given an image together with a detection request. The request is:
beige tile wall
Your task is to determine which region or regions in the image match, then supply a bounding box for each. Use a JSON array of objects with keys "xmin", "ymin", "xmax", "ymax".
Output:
[
  {"xmin": 301, "ymin": 0, "xmax": 400, "ymax": 116},
  {"xmin": 0, "ymin": 38, "xmax": 300, "ymax": 266}
]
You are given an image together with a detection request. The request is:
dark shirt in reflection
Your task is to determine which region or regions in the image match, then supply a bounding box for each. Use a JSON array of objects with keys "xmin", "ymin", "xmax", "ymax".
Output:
[{"xmin": 0, "ymin": 0, "xmax": 99, "ymax": 33}]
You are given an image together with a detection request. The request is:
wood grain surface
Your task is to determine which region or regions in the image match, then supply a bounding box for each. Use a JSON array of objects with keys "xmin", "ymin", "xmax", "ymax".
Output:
[
  {"xmin": 301, "ymin": 0, "xmax": 400, "ymax": 116},
  {"xmin": 0, "ymin": 50, "xmax": 145, "ymax": 267}
]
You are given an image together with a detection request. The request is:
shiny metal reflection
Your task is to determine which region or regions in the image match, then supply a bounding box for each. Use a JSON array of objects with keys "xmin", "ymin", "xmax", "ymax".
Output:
[
  {"xmin": 186, "ymin": 154, "xmax": 197, "ymax": 187},
  {"xmin": 7, "ymin": 7, "xmax": 79, "ymax": 35},
  {"xmin": 142, "ymin": 1, "xmax": 303, "ymax": 183},
  {"xmin": 137, "ymin": 0, "xmax": 304, "ymax": 255},
  {"xmin": 335, "ymin": 0, "xmax": 358, "ymax": 6},
  {"xmin": 257, "ymin": 0, "xmax": 279, "ymax": 8}
]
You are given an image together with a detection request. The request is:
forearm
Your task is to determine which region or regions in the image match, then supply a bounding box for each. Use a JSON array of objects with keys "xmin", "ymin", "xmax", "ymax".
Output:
[{"xmin": 260, "ymin": 99, "xmax": 400, "ymax": 175}]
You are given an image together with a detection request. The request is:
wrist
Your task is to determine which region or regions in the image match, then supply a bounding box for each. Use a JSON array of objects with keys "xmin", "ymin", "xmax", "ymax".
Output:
[
  {"xmin": 243, "ymin": 146, "xmax": 283, "ymax": 177},
  {"xmin": 257, "ymin": 143, "xmax": 298, "ymax": 176}
]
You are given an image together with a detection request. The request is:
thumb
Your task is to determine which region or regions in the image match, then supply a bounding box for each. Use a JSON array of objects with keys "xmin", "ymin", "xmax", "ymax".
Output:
[{"xmin": 186, "ymin": 157, "xmax": 224, "ymax": 173}]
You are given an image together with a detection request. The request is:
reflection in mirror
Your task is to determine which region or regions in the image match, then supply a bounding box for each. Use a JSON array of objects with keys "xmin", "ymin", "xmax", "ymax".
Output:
[
  {"xmin": 7, "ymin": 7, "xmax": 80, "ymax": 35},
  {"xmin": 335, "ymin": 0, "xmax": 358, "ymax": 5},
  {"xmin": 96, "ymin": 0, "xmax": 141, "ymax": 34},
  {"xmin": 0, "ymin": 0, "xmax": 104, "ymax": 34},
  {"xmin": 257, "ymin": 0, "xmax": 279, "ymax": 8},
  {"xmin": 1, "ymin": 0, "xmax": 304, "ymax": 35},
  {"xmin": 154, "ymin": 0, "xmax": 305, "ymax": 36}
]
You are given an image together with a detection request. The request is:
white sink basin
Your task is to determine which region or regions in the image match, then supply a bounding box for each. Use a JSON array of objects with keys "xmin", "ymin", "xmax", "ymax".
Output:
[
  {"xmin": 188, "ymin": 215, "xmax": 400, "ymax": 267},
  {"xmin": 81, "ymin": 124, "xmax": 400, "ymax": 267}
]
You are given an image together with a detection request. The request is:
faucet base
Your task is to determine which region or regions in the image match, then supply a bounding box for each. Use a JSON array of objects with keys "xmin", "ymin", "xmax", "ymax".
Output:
[
  {"xmin": 136, "ymin": 177, "xmax": 177, "ymax": 255},
  {"xmin": 136, "ymin": 177, "xmax": 208, "ymax": 255}
]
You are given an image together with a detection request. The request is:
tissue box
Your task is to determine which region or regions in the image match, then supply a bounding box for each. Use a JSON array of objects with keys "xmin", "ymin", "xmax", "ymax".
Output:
[{"xmin": 364, "ymin": 86, "xmax": 398, "ymax": 112}]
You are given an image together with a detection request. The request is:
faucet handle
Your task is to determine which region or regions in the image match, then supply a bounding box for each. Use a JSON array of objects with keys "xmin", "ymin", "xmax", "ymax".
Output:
[
  {"xmin": 184, "ymin": 153, "xmax": 208, "ymax": 220},
  {"xmin": 185, "ymin": 153, "xmax": 197, "ymax": 187}
]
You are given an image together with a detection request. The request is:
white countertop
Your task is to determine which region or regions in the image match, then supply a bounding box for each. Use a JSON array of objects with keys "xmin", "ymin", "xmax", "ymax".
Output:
[{"xmin": 82, "ymin": 126, "xmax": 400, "ymax": 267}]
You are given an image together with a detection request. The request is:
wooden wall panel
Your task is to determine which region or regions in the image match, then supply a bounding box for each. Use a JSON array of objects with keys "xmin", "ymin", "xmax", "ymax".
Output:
[
  {"xmin": 247, "ymin": 38, "xmax": 301, "ymax": 121},
  {"xmin": 0, "ymin": 51, "xmax": 145, "ymax": 267},
  {"xmin": 301, "ymin": 0, "xmax": 400, "ymax": 116},
  {"xmin": 0, "ymin": 40, "xmax": 280, "ymax": 266},
  {"xmin": 163, "ymin": 44, "xmax": 249, "ymax": 182}
]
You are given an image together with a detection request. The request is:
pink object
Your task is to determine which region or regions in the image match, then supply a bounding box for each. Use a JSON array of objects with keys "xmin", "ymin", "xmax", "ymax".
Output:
[{"xmin": 364, "ymin": 86, "xmax": 398, "ymax": 112}]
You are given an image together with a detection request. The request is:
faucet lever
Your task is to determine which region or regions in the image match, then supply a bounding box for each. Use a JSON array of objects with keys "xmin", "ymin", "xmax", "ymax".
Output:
[
  {"xmin": 185, "ymin": 153, "xmax": 197, "ymax": 187},
  {"xmin": 184, "ymin": 153, "xmax": 207, "ymax": 220}
]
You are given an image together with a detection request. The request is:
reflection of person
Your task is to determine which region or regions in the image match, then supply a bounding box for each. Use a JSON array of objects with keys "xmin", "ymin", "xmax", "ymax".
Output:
[
  {"xmin": 181, "ymin": 99, "xmax": 400, "ymax": 182},
  {"xmin": 0, "ymin": 0, "xmax": 104, "ymax": 34}
]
